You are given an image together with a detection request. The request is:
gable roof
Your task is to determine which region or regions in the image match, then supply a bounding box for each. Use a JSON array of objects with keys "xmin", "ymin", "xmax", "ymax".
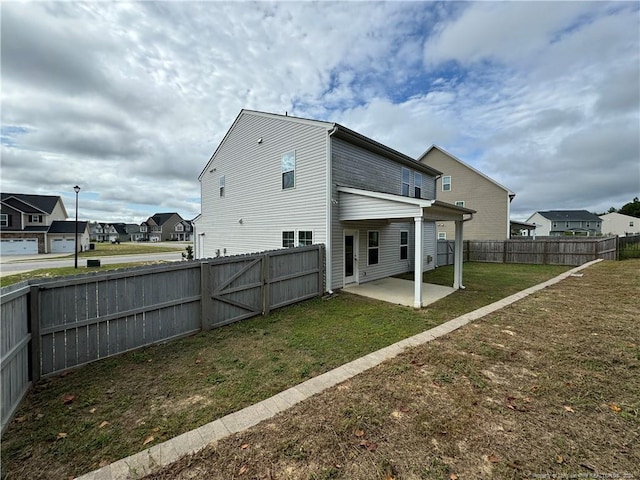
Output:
[
  {"xmin": 150, "ymin": 212, "xmax": 182, "ymax": 226},
  {"xmin": 418, "ymin": 145, "xmax": 515, "ymax": 197},
  {"xmin": 47, "ymin": 221, "xmax": 89, "ymax": 234},
  {"xmin": 535, "ymin": 210, "xmax": 601, "ymax": 222},
  {"xmin": 199, "ymin": 109, "xmax": 442, "ymax": 180},
  {"xmin": 0, "ymin": 193, "xmax": 64, "ymax": 216}
]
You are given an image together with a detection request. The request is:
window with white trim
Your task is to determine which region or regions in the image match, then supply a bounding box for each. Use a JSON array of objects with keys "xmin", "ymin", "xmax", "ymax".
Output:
[
  {"xmin": 282, "ymin": 231, "xmax": 295, "ymax": 248},
  {"xmin": 282, "ymin": 151, "xmax": 295, "ymax": 189},
  {"xmin": 414, "ymin": 173, "xmax": 422, "ymax": 198},
  {"xmin": 455, "ymin": 201, "xmax": 465, "ymax": 207},
  {"xmin": 400, "ymin": 231, "xmax": 409, "ymax": 260},
  {"xmin": 438, "ymin": 232, "xmax": 447, "ymax": 240},
  {"xmin": 219, "ymin": 175, "xmax": 225, "ymax": 197},
  {"xmin": 442, "ymin": 176, "xmax": 451, "ymax": 191},
  {"xmin": 630, "ymin": 221, "xmax": 635, "ymax": 227},
  {"xmin": 29, "ymin": 214, "xmax": 43, "ymax": 223},
  {"xmin": 176, "ymin": 224, "xmax": 184, "ymax": 232},
  {"xmin": 298, "ymin": 231, "xmax": 313, "ymax": 246},
  {"xmin": 401, "ymin": 168, "xmax": 410, "ymax": 196},
  {"xmin": 368, "ymin": 231, "xmax": 379, "ymax": 265},
  {"xmin": 0, "ymin": 214, "xmax": 7, "ymax": 227}
]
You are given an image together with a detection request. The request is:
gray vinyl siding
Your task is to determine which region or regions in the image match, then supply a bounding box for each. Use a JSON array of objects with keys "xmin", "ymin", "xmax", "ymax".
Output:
[
  {"xmin": 199, "ymin": 113, "xmax": 329, "ymax": 258},
  {"xmin": 332, "ymin": 138, "xmax": 436, "ymax": 199},
  {"xmin": 330, "ymin": 138, "xmax": 437, "ymax": 289}
]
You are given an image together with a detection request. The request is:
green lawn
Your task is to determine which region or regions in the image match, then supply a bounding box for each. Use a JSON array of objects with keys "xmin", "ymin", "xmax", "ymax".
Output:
[{"xmin": 1, "ymin": 262, "xmax": 570, "ymax": 479}]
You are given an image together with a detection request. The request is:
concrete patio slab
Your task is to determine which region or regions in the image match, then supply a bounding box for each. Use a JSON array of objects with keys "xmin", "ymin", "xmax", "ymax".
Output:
[{"xmin": 344, "ymin": 277, "xmax": 455, "ymax": 307}]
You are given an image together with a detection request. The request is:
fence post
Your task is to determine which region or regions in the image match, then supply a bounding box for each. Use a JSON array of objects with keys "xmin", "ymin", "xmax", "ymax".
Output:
[
  {"xmin": 28, "ymin": 285, "xmax": 41, "ymax": 384},
  {"xmin": 262, "ymin": 253, "xmax": 270, "ymax": 316}
]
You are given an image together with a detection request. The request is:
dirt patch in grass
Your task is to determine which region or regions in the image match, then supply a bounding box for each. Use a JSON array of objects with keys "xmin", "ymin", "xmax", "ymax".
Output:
[{"xmin": 147, "ymin": 260, "xmax": 640, "ymax": 480}]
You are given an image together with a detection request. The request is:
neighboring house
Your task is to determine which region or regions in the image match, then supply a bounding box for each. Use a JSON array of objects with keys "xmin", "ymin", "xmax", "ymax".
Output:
[
  {"xmin": 126, "ymin": 223, "xmax": 145, "ymax": 241},
  {"xmin": 89, "ymin": 222, "xmax": 125, "ymax": 242},
  {"xmin": 418, "ymin": 145, "xmax": 515, "ymax": 240},
  {"xmin": 0, "ymin": 192, "xmax": 88, "ymax": 254},
  {"xmin": 195, "ymin": 109, "xmax": 474, "ymax": 307},
  {"xmin": 526, "ymin": 210, "xmax": 603, "ymax": 237},
  {"xmin": 48, "ymin": 221, "xmax": 90, "ymax": 253},
  {"xmin": 144, "ymin": 213, "xmax": 184, "ymax": 242},
  {"xmin": 171, "ymin": 219, "xmax": 193, "ymax": 241},
  {"xmin": 600, "ymin": 212, "xmax": 640, "ymax": 237}
]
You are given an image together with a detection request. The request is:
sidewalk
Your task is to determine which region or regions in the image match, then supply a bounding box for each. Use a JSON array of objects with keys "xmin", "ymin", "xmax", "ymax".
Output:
[{"xmin": 76, "ymin": 260, "xmax": 602, "ymax": 480}]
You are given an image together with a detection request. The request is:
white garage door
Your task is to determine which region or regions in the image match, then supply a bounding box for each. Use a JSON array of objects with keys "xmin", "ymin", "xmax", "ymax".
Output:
[
  {"xmin": 0, "ymin": 238, "xmax": 38, "ymax": 255},
  {"xmin": 51, "ymin": 238, "xmax": 76, "ymax": 253}
]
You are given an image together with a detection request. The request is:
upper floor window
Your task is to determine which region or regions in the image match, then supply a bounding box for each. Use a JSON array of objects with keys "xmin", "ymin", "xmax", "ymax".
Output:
[
  {"xmin": 438, "ymin": 232, "xmax": 447, "ymax": 240},
  {"xmin": 400, "ymin": 231, "xmax": 409, "ymax": 260},
  {"xmin": 630, "ymin": 221, "xmax": 635, "ymax": 227},
  {"xmin": 29, "ymin": 214, "xmax": 43, "ymax": 223},
  {"xmin": 414, "ymin": 173, "xmax": 422, "ymax": 198},
  {"xmin": 455, "ymin": 201, "xmax": 465, "ymax": 207},
  {"xmin": 282, "ymin": 151, "xmax": 295, "ymax": 189},
  {"xmin": 368, "ymin": 231, "xmax": 379, "ymax": 265},
  {"xmin": 401, "ymin": 168, "xmax": 410, "ymax": 196},
  {"xmin": 176, "ymin": 224, "xmax": 184, "ymax": 232},
  {"xmin": 282, "ymin": 231, "xmax": 295, "ymax": 248},
  {"xmin": 219, "ymin": 175, "xmax": 225, "ymax": 197},
  {"xmin": 0, "ymin": 214, "xmax": 8, "ymax": 227},
  {"xmin": 298, "ymin": 231, "xmax": 313, "ymax": 246},
  {"xmin": 140, "ymin": 225, "xmax": 147, "ymax": 232},
  {"xmin": 442, "ymin": 176, "xmax": 451, "ymax": 191}
]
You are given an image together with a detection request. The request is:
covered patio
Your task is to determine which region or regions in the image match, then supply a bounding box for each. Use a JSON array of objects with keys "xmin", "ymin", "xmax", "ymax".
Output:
[
  {"xmin": 344, "ymin": 277, "xmax": 455, "ymax": 307},
  {"xmin": 338, "ymin": 186, "xmax": 475, "ymax": 308}
]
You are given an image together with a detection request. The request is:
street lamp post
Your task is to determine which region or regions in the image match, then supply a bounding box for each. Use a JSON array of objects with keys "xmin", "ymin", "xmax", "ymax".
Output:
[{"xmin": 74, "ymin": 185, "xmax": 81, "ymax": 268}]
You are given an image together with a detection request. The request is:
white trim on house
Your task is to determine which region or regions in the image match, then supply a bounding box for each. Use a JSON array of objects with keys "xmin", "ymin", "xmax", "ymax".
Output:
[{"xmin": 336, "ymin": 186, "xmax": 474, "ymax": 307}]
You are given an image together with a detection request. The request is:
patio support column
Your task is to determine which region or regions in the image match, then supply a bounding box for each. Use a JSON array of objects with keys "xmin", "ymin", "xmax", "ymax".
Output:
[
  {"xmin": 453, "ymin": 219, "xmax": 464, "ymax": 289},
  {"xmin": 414, "ymin": 216, "xmax": 424, "ymax": 308}
]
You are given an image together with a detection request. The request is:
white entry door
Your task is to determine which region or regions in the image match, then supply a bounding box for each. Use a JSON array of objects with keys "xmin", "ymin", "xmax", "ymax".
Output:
[{"xmin": 344, "ymin": 230, "xmax": 359, "ymax": 285}]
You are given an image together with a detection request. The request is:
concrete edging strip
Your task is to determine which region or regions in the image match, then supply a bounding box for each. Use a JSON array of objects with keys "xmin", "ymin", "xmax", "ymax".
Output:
[{"xmin": 75, "ymin": 259, "xmax": 602, "ymax": 480}]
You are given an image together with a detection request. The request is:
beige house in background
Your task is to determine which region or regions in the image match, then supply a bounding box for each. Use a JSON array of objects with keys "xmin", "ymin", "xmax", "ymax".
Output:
[
  {"xmin": 599, "ymin": 212, "xmax": 640, "ymax": 237},
  {"xmin": 418, "ymin": 145, "xmax": 515, "ymax": 240}
]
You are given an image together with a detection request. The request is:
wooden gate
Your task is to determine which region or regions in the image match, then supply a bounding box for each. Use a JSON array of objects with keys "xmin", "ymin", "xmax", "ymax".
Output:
[{"xmin": 204, "ymin": 255, "xmax": 265, "ymax": 329}]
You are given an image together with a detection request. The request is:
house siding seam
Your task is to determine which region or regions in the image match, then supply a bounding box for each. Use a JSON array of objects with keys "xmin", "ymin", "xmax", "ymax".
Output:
[{"xmin": 199, "ymin": 112, "xmax": 329, "ymax": 258}]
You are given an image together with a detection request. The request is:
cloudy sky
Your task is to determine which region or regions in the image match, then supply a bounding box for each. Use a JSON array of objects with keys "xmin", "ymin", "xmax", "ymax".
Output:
[{"xmin": 2, "ymin": 1, "xmax": 638, "ymax": 223}]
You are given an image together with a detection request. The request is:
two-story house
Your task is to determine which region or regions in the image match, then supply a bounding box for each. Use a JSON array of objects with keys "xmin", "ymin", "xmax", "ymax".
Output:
[
  {"xmin": 143, "ymin": 213, "xmax": 185, "ymax": 242},
  {"xmin": 1, "ymin": 192, "xmax": 90, "ymax": 254},
  {"xmin": 599, "ymin": 212, "xmax": 640, "ymax": 237},
  {"xmin": 418, "ymin": 145, "xmax": 515, "ymax": 240},
  {"xmin": 195, "ymin": 110, "xmax": 474, "ymax": 308},
  {"xmin": 526, "ymin": 210, "xmax": 603, "ymax": 236},
  {"xmin": 171, "ymin": 219, "xmax": 193, "ymax": 242}
]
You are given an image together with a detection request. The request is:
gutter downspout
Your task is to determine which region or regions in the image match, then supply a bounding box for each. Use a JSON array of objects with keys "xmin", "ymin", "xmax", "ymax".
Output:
[{"xmin": 325, "ymin": 126, "xmax": 338, "ymax": 294}]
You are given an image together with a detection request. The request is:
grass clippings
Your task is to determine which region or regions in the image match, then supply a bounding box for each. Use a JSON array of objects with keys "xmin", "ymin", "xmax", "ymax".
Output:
[
  {"xmin": 146, "ymin": 260, "xmax": 639, "ymax": 480},
  {"xmin": 1, "ymin": 263, "xmax": 571, "ymax": 479}
]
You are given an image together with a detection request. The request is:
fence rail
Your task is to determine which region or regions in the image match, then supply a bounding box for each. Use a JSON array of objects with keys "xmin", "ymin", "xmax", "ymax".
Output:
[
  {"xmin": 1, "ymin": 245, "xmax": 324, "ymax": 434},
  {"xmin": 437, "ymin": 236, "xmax": 621, "ymax": 267}
]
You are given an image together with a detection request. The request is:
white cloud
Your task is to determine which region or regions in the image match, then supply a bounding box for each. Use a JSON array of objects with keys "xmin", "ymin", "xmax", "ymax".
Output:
[{"xmin": 1, "ymin": 1, "xmax": 638, "ymax": 225}]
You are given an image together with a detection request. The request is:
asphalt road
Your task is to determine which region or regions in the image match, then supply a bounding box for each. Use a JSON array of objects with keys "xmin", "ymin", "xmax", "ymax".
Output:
[{"xmin": 0, "ymin": 251, "xmax": 184, "ymax": 276}]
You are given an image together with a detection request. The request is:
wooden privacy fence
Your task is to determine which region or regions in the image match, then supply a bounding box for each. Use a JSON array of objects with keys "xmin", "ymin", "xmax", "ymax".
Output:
[
  {"xmin": 437, "ymin": 237, "xmax": 619, "ymax": 266},
  {"xmin": 1, "ymin": 245, "xmax": 324, "ymax": 434}
]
